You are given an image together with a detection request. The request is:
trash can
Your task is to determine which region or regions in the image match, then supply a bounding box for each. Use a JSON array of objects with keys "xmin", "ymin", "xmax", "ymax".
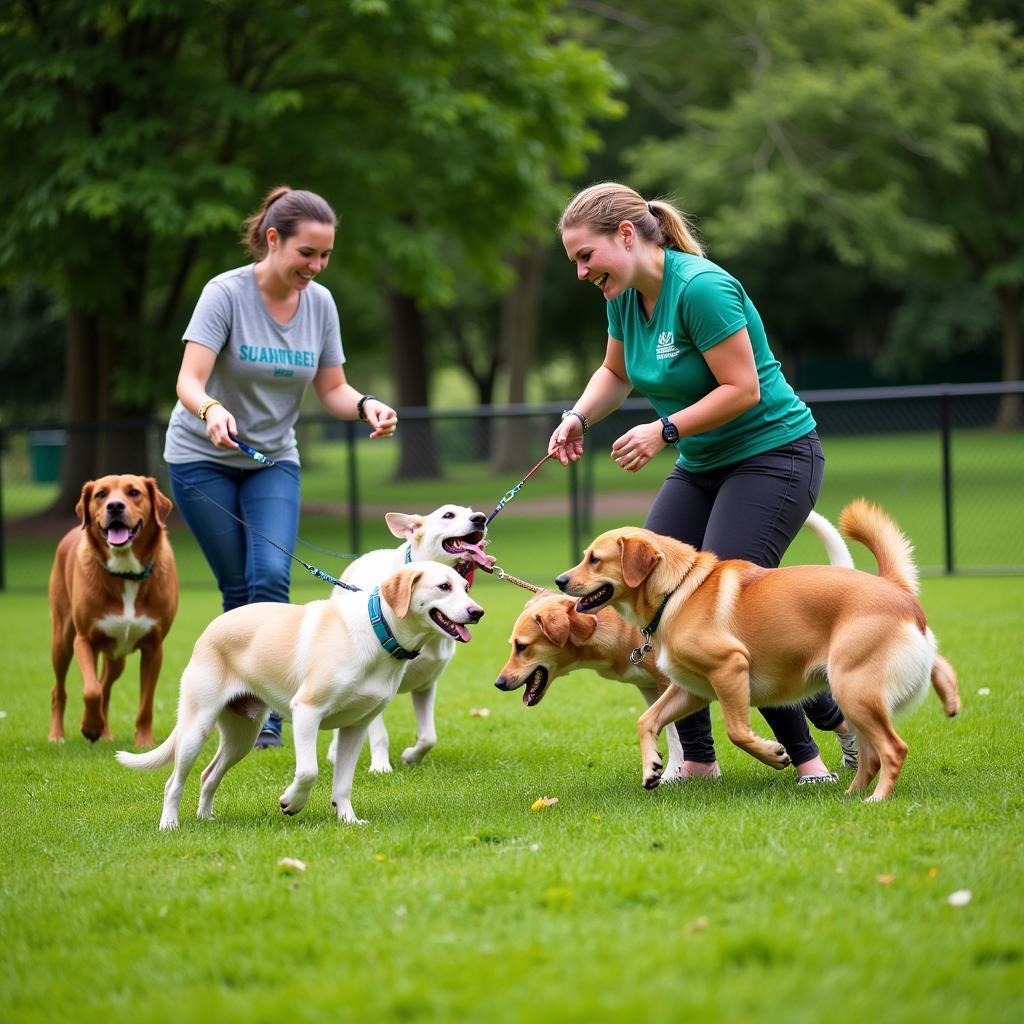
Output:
[{"xmin": 28, "ymin": 430, "xmax": 66, "ymax": 483}]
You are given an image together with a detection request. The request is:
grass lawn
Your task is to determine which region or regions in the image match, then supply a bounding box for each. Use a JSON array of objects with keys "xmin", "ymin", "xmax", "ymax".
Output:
[{"xmin": 1, "ymin": 516, "xmax": 1022, "ymax": 1023}]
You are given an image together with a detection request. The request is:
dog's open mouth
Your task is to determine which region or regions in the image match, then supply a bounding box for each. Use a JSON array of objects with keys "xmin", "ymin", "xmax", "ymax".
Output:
[
  {"xmin": 430, "ymin": 609, "xmax": 471, "ymax": 643},
  {"xmin": 523, "ymin": 666, "xmax": 550, "ymax": 707},
  {"xmin": 443, "ymin": 531, "xmax": 496, "ymax": 570},
  {"xmin": 575, "ymin": 584, "xmax": 613, "ymax": 613},
  {"xmin": 101, "ymin": 520, "xmax": 141, "ymax": 548}
]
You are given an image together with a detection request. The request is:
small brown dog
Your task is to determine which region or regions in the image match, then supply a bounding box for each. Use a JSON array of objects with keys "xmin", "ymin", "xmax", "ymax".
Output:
[
  {"xmin": 495, "ymin": 590, "xmax": 685, "ymax": 779},
  {"xmin": 48, "ymin": 475, "xmax": 179, "ymax": 746},
  {"xmin": 555, "ymin": 499, "xmax": 960, "ymax": 801}
]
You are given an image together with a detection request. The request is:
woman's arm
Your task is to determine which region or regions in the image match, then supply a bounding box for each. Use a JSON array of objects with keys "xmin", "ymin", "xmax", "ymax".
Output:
[
  {"xmin": 609, "ymin": 328, "xmax": 760, "ymax": 472},
  {"xmin": 176, "ymin": 341, "xmax": 238, "ymax": 449},
  {"xmin": 548, "ymin": 337, "xmax": 632, "ymax": 465},
  {"xmin": 313, "ymin": 365, "xmax": 397, "ymax": 439}
]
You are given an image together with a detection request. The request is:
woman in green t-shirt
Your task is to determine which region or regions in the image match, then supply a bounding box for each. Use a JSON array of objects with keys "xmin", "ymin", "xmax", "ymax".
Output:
[{"xmin": 549, "ymin": 181, "xmax": 858, "ymax": 784}]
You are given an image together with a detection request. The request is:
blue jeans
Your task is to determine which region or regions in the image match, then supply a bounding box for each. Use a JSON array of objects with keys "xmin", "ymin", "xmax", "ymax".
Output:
[
  {"xmin": 169, "ymin": 459, "xmax": 301, "ymax": 610},
  {"xmin": 645, "ymin": 431, "xmax": 841, "ymax": 764},
  {"xmin": 169, "ymin": 460, "xmax": 301, "ymax": 738}
]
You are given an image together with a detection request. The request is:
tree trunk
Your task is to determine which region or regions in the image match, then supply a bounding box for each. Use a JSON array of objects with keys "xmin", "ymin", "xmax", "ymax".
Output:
[
  {"xmin": 492, "ymin": 239, "xmax": 547, "ymax": 472},
  {"xmin": 995, "ymin": 284, "xmax": 1022, "ymax": 430},
  {"xmin": 386, "ymin": 287, "xmax": 441, "ymax": 478}
]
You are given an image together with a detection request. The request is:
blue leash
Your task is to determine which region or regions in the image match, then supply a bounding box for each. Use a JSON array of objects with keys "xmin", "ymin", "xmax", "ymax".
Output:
[{"xmin": 178, "ymin": 436, "xmax": 360, "ymax": 591}]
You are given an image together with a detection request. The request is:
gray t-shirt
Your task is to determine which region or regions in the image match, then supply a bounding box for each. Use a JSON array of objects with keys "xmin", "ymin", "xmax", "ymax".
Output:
[{"xmin": 163, "ymin": 265, "xmax": 345, "ymax": 468}]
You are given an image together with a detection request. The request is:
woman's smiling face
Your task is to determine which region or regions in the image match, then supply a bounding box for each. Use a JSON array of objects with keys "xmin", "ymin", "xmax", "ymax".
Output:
[
  {"xmin": 562, "ymin": 222, "xmax": 634, "ymax": 300},
  {"xmin": 268, "ymin": 220, "xmax": 335, "ymax": 291}
]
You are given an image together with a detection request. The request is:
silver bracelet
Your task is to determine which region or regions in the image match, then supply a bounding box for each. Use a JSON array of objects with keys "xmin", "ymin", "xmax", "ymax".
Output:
[{"xmin": 561, "ymin": 409, "xmax": 589, "ymax": 435}]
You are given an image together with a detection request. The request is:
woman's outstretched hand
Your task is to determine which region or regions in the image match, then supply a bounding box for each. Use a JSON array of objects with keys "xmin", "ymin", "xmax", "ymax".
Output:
[{"xmin": 610, "ymin": 421, "xmax": 665, "ymax": 473}]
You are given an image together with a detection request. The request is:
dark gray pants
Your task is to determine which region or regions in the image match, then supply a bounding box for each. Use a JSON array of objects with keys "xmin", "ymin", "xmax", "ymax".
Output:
[{"xmin": 644, "ymin": 431, "xmax": 843, "ymax": 764}]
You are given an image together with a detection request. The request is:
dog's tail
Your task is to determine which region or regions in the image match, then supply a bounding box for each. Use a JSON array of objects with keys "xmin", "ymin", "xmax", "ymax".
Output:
[
  {"xmin": 930, "ymin": 652, "xmax": 961, "ymax": 717},
  {"xmin": 838, "ymin": 499, "xmax": 919, "ymax": 596},
  {"xmin": 115, "ymin": 727, "xmax": 176, "ymax": 771},
  {"xmin": 803, "ymin": 511, "xmax": 854, "ymax": 568}
]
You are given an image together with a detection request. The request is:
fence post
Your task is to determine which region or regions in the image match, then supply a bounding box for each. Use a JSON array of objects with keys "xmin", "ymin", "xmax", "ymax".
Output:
[
  {"xmin": 940, "ymin": 392, "xmax": 954, "ymax": 575},
  {"xmin": 346, "ymin": 419, "xmax": 361, "ymax": 557},
  {"xmin": 569, "ymin": 458, "xmax": 581, "ymax": 562},
  {"xmin": 0, "ymin": 426, "xmax": 5, "ymax": 591}
]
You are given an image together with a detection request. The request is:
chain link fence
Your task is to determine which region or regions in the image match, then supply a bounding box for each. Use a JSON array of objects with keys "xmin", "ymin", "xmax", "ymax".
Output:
[{"xmin": 2, "ymin": 382, "xmax": 1022, "ymax": 589}]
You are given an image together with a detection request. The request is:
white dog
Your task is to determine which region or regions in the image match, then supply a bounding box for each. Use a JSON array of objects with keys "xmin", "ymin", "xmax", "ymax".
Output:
[
  {"xmin": 116, "ymin": 563, "xmax": 484, "ymax": 829},
  {"xmin": 329, "ymin": 504, "xmax": 495, "ymax": 771}
]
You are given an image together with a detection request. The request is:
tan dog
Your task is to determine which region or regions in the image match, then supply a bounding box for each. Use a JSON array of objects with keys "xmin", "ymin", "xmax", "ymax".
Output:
[
  {"xmin": 555, "ymin": 500, "xmax": 960, "ymax": 801},
  {"xmin": 495, "ymin": 511, "xmax": 854, "ymax": 783},
  {"xmin": 116, "ymin": 563, "xmax": 484, "ymax": 829},
  {"xmin": 48, "ymin": 475, "xmax": 178, "ymax": 746},
  {"xmin": 495, "ymin": 591, "xmax": 686, "ymax": 779}
]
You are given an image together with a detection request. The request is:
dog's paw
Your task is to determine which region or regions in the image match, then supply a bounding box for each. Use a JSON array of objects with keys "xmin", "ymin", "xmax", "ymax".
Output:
[
  {"xmin": 368, "ymin": 759, "xmax": 393, "ymax": 774},
  {"xmin": 333, "ymin": 801, "xmax": 367, "ymax": 825},
  {"xmin": 642, "ymin": 754, "xmax": 664, "ymax": 790},
  {"xmin": 279, "ymin": 787, "xmax": 310, "ymax": 816},
  {"xmin": 158, "ymin": 816, "xmax": 179, "ymax": 831},
  {"xmin": 766, "ymin": 742, "xmax": 791, "ymax": 770},
  {"xmin": 401, "ymin": 742, "xmax": 433, "ymax": 764}
]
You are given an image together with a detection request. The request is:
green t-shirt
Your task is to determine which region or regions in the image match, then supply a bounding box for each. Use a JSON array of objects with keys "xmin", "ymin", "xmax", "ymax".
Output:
[{"xmin": 607, "ymin": 248, "xmax": 815, "ymax": 472}]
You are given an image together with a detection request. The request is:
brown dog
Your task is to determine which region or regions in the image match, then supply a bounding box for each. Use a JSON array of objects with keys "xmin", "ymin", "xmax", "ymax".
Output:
[
  {"xmin": 48, "ymin": 475, "xmax": 179, "ymax": 745},
  {"xmin": 495, "ymin": 591, "xmax": 685, "ymax": 779},
  {"xmin": 555, "ymin": 499, "xmax": 960, "ymax": 801}
]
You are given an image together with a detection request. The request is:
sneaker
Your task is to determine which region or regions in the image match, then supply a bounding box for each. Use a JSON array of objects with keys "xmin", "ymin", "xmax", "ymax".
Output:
[
  {"xmin": 254, "ymin": 726, "xmax": 282, "ymax": 749},
  {"xmin": 796, "ymin": 772, "xmax": 840, "ymax": 785},
  {"xmin": 836, "ymin": 728, "xmax": 859, "ymax": 771}
]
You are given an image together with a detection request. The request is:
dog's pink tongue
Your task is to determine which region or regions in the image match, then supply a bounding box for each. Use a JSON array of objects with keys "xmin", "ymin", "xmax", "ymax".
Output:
[
  {"xmin": 461, "ymin": 540, "xmax": 496, "ymax": 570},
  {"xmin": 454, "ymin": 623, "xmax": 472, "ymax": 643},
  {"xmin": 106, "ymin": 526, "xmax": 132, "ymax": 546}
]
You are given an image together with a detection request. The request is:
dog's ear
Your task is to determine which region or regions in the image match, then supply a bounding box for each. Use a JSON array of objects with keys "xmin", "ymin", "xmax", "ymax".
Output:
[
  {"xmin": 75, "ymin": 481, "xmax": 95, "ymax": 528},
  {"xmin": 380, "ymin": 567, "xmax": 422, "ymax": 619},
  {"xmin": 568, "ymin": 607, "xmax": 599, "ymax": 645},
  {"xmin": 385, "ymin": 512, "xmax": 423, "ymax": 540},
  {"xmin": 145, "ymin": 477, "xmax": 173, "ymax": 528},
  {"xmin": 535, "ymin": 606, "xmax": 571, "ymax": 647},
  {"xmin": 620, "ymin": 535, "xmax": 661, "ymax": 589}
]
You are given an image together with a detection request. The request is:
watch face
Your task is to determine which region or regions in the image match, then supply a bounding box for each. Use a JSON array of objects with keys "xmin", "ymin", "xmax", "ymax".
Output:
[{"xmin": 661, "ymin": 418, "xmax": 679, "ymax": 443}]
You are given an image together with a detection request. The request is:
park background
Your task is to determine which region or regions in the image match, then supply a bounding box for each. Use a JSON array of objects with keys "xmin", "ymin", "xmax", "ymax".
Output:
[{"xmin": 1, "ymin": 1, "xmax": 1022, "ymax": 1022}]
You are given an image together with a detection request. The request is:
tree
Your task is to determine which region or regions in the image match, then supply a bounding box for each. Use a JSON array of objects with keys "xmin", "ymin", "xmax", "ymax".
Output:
[
  {"xmin": 0, "ymin": 0, "xmax": 620, "ymax": 506},
  {"xmin": 625, "ymin": 0, "xmax": 1023, "ymax": 421}
]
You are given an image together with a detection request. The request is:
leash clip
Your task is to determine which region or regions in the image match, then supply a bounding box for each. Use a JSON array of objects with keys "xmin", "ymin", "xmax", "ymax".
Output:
[{"xmin": 629, "ymin": 629, "xmax": 654, "ymax": 665}]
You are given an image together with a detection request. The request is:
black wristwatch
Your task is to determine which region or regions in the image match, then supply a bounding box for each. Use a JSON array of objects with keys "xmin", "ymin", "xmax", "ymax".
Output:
[
  {"xmin": 356, "ymin": 394, "xmax": 376, "ymax": 422},
  {"xmin": 660, "ymin": 416, "xmax": 680, "ymax": 444}
]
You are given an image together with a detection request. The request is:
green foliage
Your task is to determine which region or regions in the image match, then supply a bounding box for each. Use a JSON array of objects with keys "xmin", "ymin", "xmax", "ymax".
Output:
[{"xmin": 0, "ymin": 0, "xmax": 621, "ymax": 404}]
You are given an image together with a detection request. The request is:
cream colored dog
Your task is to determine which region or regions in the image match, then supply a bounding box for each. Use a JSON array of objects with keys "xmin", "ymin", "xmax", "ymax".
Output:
[
  {"xmin": 555, "ymin": 500, "xmax": 959, "ymax": 801},
  {"xmin": 330, "ymin": 504, "xmax": 495, "ymax": 771},
  {"xmin": 496, "ymin": 512, "xmax": 853, "ymax": 783},
  {"xmin": 116, "ymin": 563, "xmax": 484, "ymax": 829}
]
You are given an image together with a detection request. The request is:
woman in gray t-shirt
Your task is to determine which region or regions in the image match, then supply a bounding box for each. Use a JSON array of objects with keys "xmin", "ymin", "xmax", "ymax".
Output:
[{"xmin": 164, "ymin": 186, "xmax": 397, "ymax": 747}]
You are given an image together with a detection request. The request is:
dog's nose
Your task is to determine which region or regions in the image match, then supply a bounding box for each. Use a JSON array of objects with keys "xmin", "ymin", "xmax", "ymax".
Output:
[
  {"xmin": 106, "ymin": 500, "xmax": 125, "ymax": 516},
  {"xmin": 467, "ymin": 606, "xmax": 484, "ymax": 623},
  {"xmin": 470, "ymin": 513, "xmax": 487, "ymax": 528},
  {"xmin": 494, "ymin": 676, "xmax": 511, "ymax": 691},
  {"xmin": 554, "ymin": 573, "xmax": 570, "ymax": 592}
]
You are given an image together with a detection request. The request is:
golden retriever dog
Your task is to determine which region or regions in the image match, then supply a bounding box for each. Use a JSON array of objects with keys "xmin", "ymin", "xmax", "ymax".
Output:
[
  {"xmin": 117, "ymin": 563, "xmax": 484, "ymax": 829},
  {"xmin": 496, "ymin": 511, "xmax": 854, "ymax": 783},
  {"xmin": 495, "ymin": 591, "xmax": 685, "ymax": 779},
  {"xmin": 554, "ymin": 500, "xmax": 960, "ymax": 801},
  {"xmin": 48, "ymin": 475, "xmax": 179, "ymax": 746}
]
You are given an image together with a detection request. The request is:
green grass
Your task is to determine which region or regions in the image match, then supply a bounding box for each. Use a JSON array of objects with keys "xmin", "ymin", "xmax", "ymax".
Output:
[{"xmin": 1, "ymin": 524, "xmax": 1022, "ymax": 1023}]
